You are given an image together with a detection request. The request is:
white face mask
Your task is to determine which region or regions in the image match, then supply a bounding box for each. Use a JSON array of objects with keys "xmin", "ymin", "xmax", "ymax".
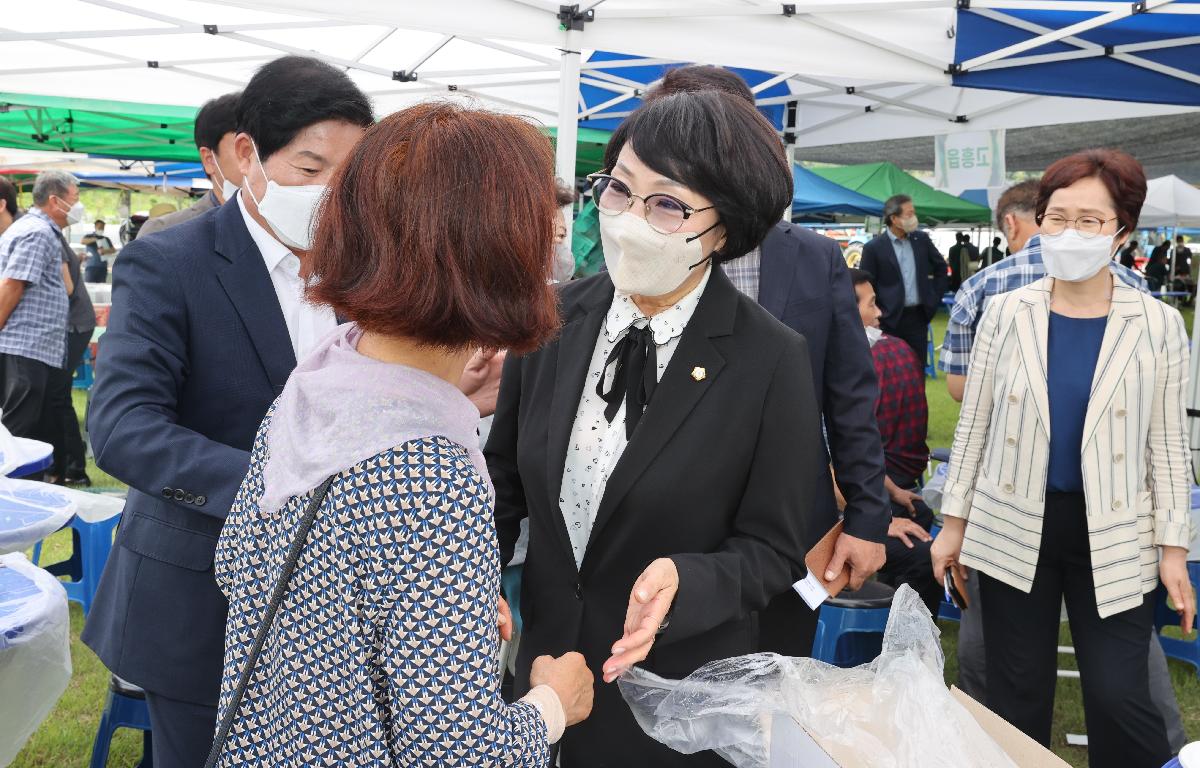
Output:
[
  {"xmin": 600, "ymin": 212, "xmax": 712, "ymax": 296},
  {"xmin": 550, "ymin": 242, "xmax": 575, "ymax": 284},
  {"xmin": 865, "ymin": 325, "xmax": 883, "ymax": 347},
  {"xmin": 58, "ymin": 198, "xmax": 86, "ymax": 226},
  {"xmin": 1040, "ymin": 228, "xmax": 1121, "ymax": 283},
  {"xmin": 212, "ymin": 162, "xmax": 239, "ymax": 205},
  {"xmin": 900, "ymin": 215, "xmax": 919, "ymax": 234},
  {"xmin": 243, "ymin": 141, "xmax": 326, "ymax": 251}
]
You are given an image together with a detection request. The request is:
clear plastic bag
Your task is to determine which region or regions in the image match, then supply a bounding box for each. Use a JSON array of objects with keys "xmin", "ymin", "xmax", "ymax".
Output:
[
  {"xmin": 921, "ymin": 463, "xmax": 948, "ymax": 512},
  {"xmin": 0, "ymin": 552, "xmax": 72, "ymax": 767},
  {"xmin": 619, "ymin": 585, "xmax": 1017, "ymax": 768}
]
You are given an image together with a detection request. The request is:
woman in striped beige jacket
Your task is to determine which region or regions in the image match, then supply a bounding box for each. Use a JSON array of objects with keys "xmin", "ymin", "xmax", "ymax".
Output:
[{"xmin": 931, "ymin": 149, "xmax": 1194, "ymax": 768}]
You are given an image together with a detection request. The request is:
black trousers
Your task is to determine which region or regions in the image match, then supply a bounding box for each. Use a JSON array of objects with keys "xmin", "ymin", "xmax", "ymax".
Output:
[
  {"xmin": 0, "ymin": 353, "xmax": 54, "ymax": 439},
  {"xmin": 44, "ymin": 329, "xmax": 91, "ymax": 477},
  {"xmin": 979, "ymin": 492, "xmax": 1171, "ymax": 768},
  {"xmin": 877, "ymin": 497, "xmax": 942, "ymax": 619},
  {"xmin": 887, "ymin": 306, "xmax": 930, "ymax": 368},
  {"xmin": 144, "ymin": 690, "xmax": 217, "ymax": 768}
]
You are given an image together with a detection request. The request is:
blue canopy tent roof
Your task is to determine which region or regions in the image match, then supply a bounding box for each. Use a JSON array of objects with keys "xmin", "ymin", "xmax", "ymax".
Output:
[
  {"xmin": 793, "ymin": 164, "xmax": 883, "ymax": 218},
  {"xmin": 577, "ymin": 51, "xmax": 793, "ymax": 132},
  {"xmin": 951, "ymin": 1, "xmax": 1200, "ymax": 106}
]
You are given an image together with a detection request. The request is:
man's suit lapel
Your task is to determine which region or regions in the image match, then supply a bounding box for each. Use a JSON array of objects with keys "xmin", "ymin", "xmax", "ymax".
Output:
[
  {"xmin": 756, "ymin": 228, "xmax": 792, "ymax": 319},
  {"xmin": 212, "ymin": 199, "xmax": 297, "ymax": 396},
  {"xmin": 581, "ymin": 269, "xmax": 738, "ymax": 571}
]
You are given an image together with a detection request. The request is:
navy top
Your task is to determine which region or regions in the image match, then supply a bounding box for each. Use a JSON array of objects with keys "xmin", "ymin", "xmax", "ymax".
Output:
[{"xmin": 1046, "ymin": 311, "xmax": 1108, "ymax": 492}]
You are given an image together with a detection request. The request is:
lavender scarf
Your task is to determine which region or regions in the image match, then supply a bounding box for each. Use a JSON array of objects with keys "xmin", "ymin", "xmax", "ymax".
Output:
[{"xmin": 259, "ymin": 324, "xmax": 486, "ymax": 517}]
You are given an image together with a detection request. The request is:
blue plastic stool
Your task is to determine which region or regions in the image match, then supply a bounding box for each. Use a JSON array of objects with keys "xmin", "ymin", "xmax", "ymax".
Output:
[
  {"xmin": 31, "ymin": 513, "xmax": 120, "ymax": 617},
  {"xmin": 501, "ymin": 565, "xmax": 523, "ymax": 635},
  {"xmin": 90, "ymin": 674, "xmax": 152, "ymax": 768},
  {"xmin": 813, "ymin": 581, "xmax": 895, "ymax": 667},
  {"xmin": 1154, "ymin": 561, "xmax": 1200, "ymax": 679},
  {"xmin": 73, "ymin": 347, "xmax": 95, "ymax": 390}
]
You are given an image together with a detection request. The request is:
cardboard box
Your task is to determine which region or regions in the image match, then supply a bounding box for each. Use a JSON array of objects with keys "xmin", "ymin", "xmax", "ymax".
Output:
[{"xmin": 768, "ymin": 686, "xmax": 1070, "ymax": 768}]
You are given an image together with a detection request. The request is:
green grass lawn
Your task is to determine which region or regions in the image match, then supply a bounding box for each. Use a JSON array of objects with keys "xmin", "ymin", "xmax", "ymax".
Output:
[{"xmin": 11, "ymin": 353, "xmax": 1200, "ymax": 767}]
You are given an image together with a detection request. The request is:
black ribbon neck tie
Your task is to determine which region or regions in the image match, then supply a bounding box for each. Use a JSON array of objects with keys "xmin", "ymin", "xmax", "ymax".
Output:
[{"xmin": 596, "ymin": 324, "xmax": 658, "ymax": 439}]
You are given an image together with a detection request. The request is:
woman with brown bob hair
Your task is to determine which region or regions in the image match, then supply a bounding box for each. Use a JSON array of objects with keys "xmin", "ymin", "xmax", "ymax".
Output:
[
  {"xmin": 932, "ymin": 148, "xmax": 1194, "ymax": 768},
  {"xmin": 210, "ymin": 103, "xmax": 593, "ymax": 767}
]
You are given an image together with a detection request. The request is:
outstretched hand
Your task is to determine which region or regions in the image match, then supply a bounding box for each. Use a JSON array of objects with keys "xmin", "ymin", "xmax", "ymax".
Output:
[{"xmin": 603, "ymin": 558, "xmax": 678, "ymax": 683}]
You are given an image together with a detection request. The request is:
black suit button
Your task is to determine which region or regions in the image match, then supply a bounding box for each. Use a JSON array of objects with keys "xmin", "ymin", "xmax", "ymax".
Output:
[
  {"xmin": 173, "ymin": 489, "xmax": 185, "ymax": 501},
  {"xmin": 575, "ymin": 582, "xmax": 583, "ymax": 600},
  {"xmin": 184, "ymin": 493, "xmax": 195, "ymax": 504},
  {"xmin": 161, "ymin": 487, "xmax": 172, "ymax": 498},
  {"xmin": 195, "ymin": 495, "xmax": 207, "ymax": 506}
]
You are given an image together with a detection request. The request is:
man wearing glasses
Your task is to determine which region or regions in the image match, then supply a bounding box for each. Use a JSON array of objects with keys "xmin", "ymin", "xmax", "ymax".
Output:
[{"xmin": 940, "ymin": 181, "xmax": 1185, "ymax": 753}]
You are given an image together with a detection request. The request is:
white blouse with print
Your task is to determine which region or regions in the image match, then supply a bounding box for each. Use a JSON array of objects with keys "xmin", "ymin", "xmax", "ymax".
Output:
[{"xmin": 559, "ymin": 267, "xmax": 712, "ymax": 567}]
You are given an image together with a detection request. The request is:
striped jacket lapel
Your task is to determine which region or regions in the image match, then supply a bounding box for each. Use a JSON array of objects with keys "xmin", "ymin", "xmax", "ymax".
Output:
[
  {"xmin": 1014, "ymin": 281, "xmax": 1051, "ymax": 434},
  {"xmin": 1082, "ymin": 281, "xmax": 1144, "ymax": 446}
]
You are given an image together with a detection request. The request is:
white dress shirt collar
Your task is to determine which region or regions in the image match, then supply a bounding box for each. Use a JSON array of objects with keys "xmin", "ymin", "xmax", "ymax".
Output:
[
  {"xmin": 236, "ymin": 191, "xmax": 292, "ymax": 273},
  {"xmin": 604, "ymin": 265, "xmax": 712, "ymax": 346}
]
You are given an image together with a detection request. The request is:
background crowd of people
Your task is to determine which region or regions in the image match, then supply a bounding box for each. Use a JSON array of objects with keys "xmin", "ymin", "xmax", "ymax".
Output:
[{"xmin": 0, "ymin": 53, "xmax": 1195, "ymax": 768}]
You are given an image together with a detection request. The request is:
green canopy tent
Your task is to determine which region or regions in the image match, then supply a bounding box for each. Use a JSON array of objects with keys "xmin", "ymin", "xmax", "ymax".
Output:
[
  {"xmin": 0, "ymin": 93, "xmax": 200, "ymax": 162},
  {"xmin": 0, "ymin": 92, "xmax": 613, "ymax": 178},
  {"xmin": 812, "ymin": 161, "xmax": 992, "ymax": 225}
]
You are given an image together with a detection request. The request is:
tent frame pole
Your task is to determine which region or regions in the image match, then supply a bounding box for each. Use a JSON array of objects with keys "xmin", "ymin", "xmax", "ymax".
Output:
[{"xmin": 556, "ymin": 44, "xmax": 582, "ymax": 249}]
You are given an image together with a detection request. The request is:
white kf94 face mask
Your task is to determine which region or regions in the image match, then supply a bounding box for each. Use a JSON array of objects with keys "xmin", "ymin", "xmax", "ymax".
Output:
[
  {"xmin": 243, "ymin": 141, "xmax": 326, "ymax": 251},
  {"xmin": 1040, "ymin": 227, "xmax": 1122, "ymax": 283},
  {"xmin": 599, "ymin": 211, "xmax": 715, "ymax": 297}
]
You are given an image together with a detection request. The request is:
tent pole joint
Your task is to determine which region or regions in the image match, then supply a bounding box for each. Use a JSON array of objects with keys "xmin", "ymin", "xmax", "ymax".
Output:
[
  {"xmin": 204, "ymin": 25, "xmax": 219, "ymax": 35},
  {"xmin": 954, "ymin": 115, "xmax": 968, "ymax": 123},
  {"xmin": 782, "ymin": 4, "xmax": 797, "ymax": 16},
  {"xmin": 946, "ymin": 62, "xmax": 963, "ymax": 74},
  {"xmin": 957, "ymin": 0, "xmax": 971, "ymax": 9},
  {"xmin": 392, "ymin": 71, "xmax": 419, "ymax": 82},
  {"xmin": 558, "ymin": 5, "xmax": 594, "ymax": 32},
  {"xmin": 1132, "ymin": 1, "xmax": 1147, "ymax": 13},
  {"xmin": 147, "ymin": 61, "xmax": 159, "ymax": 69}
]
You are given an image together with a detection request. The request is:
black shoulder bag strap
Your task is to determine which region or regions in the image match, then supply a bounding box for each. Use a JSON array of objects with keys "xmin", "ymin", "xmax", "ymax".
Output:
[{"xmin": 204, "ymin": 474, "xmax": 337, "ymax": 768}]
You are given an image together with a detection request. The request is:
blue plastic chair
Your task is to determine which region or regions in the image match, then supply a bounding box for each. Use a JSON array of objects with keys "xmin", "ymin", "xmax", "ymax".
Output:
[
  {"xmin": 31, "ymin": 513, "xmax": 120, "ymax": 617},
  {"xmin": 89, "ymin": 674, "xmax": 152, "ymax": 768},
  {"xmin": 501, "ymin": 565, "xmax": 523, "ymax": 635},
  {"xmin": 813, "ymin": 581, "xmax": 895, "ymax": 667},
  {"xmin": 1154, "ymin": 561, "xmax": 1200, "ymax": 679},
  {"xmin": 73, "ymin": 346, "xmax": 95, "ymax": 390},
  {"xmin": 925, "ymin": 326, "xmax": 938, "ymax": 379}
]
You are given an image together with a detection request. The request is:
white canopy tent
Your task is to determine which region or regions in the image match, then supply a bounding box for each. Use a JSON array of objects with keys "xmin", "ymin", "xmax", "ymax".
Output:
[
  {"xmin": 3, "ymin": 0, "xmax": 1196, "ymax": 187},
  {"xmin": 1141, "ymin": 174, "xmax": 1200, "ymax": 228}
]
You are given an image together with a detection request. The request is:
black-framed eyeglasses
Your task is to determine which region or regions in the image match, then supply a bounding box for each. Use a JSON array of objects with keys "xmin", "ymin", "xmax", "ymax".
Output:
[
  {"xmin": 587, "ymin": 172, "xmax": 715, "ymax": 235},
  {"xmin": 1036, "ymin": 213, "xmax": 1120, "ymax": 239}
]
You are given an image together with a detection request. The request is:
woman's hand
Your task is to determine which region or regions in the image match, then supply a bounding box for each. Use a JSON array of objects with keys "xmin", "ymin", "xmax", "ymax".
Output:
[
  {"xmin": 889, "ymin": 517, "xmax": 933, "ymax": 549},
  {"xmin": 603, "ymin": 558, "xmax": 679, "ymax": 683},
  {"xmin": 498, "ymin": 596, "xmax": 513, "ymax": 642},
  {"xmin": 1160, "ymin": 546, "xmax": 1196, "ymax": 635},
  {"xmin": 458, "ymin": 348, "xmax": 507, "ymax": 417},
  {"xmin": 930, "ymin": 517, "xmax": 966, "ymax": 584},
  {"xmin": 530, "ymin": 653, "xmax": 594, "ymax": 726}
]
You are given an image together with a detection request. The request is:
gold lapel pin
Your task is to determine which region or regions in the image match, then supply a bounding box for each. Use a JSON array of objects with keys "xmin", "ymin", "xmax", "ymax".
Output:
[{"xmin": 691, "ymin": 366, "xmax": 707, "ymax": 382}]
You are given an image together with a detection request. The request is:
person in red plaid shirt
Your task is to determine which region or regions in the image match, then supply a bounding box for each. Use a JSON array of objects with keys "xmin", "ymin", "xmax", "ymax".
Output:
[{"xmin": 849, "ymin": 268, "xmax": 941, "ymax": 616}]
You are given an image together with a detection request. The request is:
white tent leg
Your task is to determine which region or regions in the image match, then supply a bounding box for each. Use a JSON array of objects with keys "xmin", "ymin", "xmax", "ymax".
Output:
[{"xmin": 556, "ymin": 46, "xmax": 582, "ymax": 250}]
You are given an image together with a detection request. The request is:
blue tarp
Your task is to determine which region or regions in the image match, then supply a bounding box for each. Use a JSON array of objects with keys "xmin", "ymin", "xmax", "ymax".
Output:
[
  {"xmin": 953, "ymin": 1, "xmax": 1200, "ymax": 105},
  {"xmin": 793, "ymin": 164, "xmax": 883, "ymax": 218},
  {"xmin": 578, "ymin": 51, "xmax": 793, "ymax": 131}
]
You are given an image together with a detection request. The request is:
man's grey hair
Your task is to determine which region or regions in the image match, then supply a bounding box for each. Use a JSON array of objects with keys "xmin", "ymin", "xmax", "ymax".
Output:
[
  {"xmin": 882, "ymin": 194, "xmax": 912, "ymax": 226},
  {"xmin": 32, "ymin": 170, "xmax": 79, "ymax": 207},
  {"xmin": 993, "ymin": 179, "xmax": 1038, "ymax": 231}
]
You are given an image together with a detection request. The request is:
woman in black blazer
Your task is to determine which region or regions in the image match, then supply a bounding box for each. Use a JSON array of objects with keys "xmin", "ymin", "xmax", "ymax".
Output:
[{"xmin": 486, "ymin": 91, "xmax": 829, "ymax": 766}]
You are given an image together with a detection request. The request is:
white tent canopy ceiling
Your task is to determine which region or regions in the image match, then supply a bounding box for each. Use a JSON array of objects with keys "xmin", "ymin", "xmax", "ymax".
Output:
[{"xmin": 2, "ymin": 0, "xmax": 1196, "ymax": 182}]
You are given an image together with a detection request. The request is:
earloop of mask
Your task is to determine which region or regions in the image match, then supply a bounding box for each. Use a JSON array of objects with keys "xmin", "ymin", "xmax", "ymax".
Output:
[{"xmin": 685, "ymin": 220, "xmax": 723, "ymax": 269}]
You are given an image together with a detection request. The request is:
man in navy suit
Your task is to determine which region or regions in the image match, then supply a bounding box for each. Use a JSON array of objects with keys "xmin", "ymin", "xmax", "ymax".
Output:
[
  {"xmin": 81, "ymin": 57, "xmax": 376, "ymax": 768},
  {"xmin": 858, "ymin": 195, "xmax": 949, "ymax": 366},
  {"xmin": 609, "ymin": 65, "xmax": 891, "ymax": 657}
]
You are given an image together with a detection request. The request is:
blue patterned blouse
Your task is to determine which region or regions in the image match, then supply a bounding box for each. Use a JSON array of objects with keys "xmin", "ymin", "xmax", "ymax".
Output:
[{"xmin": 213, "ymin": 414, "xmax": 549, "ymax": 767}]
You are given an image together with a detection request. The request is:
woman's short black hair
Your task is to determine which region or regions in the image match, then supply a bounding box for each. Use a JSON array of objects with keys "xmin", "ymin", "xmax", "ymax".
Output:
[
  {"xmin": 236, "ymin": 56, "xmax": 374, "ymax": 161},
  {"xmin": 194, "ymin": 93, "xmax": 240, "ymax": 151},
  {"xmin": 602, "ymin": 90, "xmax": 792, "ymax": 262}
]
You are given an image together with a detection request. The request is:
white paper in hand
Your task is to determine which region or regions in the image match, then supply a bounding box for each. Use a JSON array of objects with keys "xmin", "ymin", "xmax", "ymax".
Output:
[{"xmin": 793, "ymin": 571, "xmax": 830, "ymax": 610}]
